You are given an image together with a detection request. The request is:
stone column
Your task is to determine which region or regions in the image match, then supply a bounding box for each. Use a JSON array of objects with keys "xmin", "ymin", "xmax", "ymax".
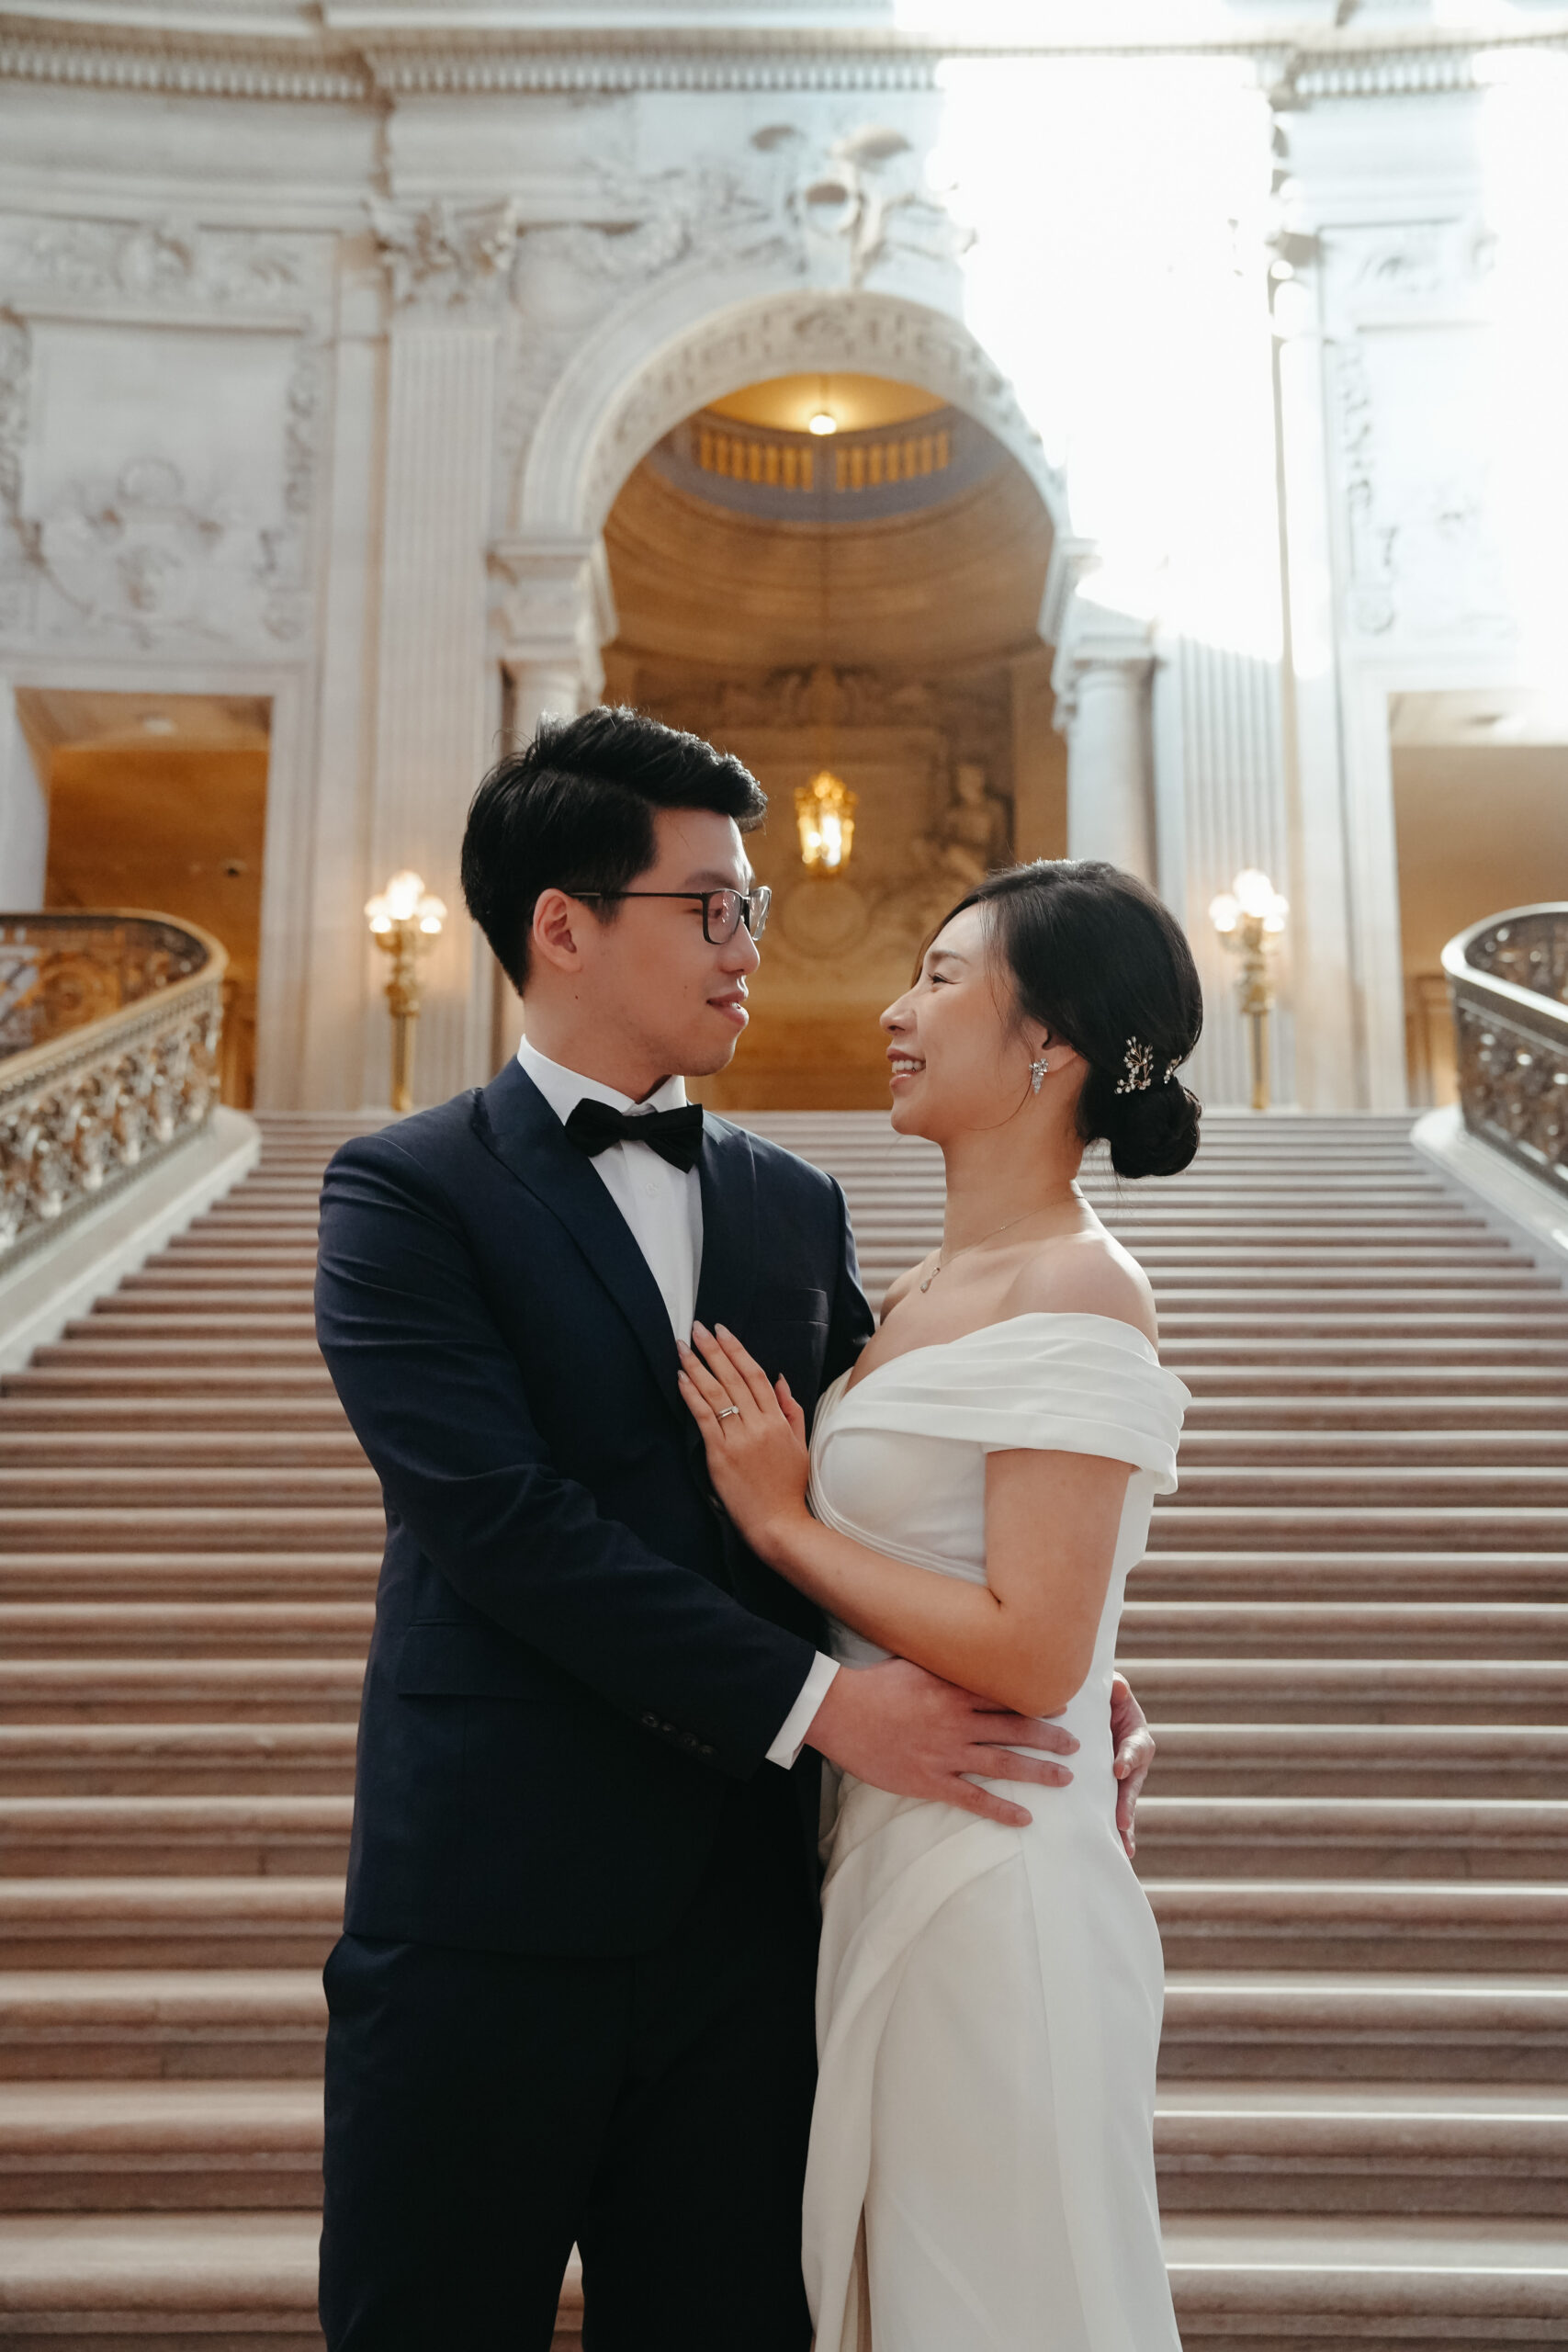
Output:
[
  {"xmin": 1057, "ymin": 639, "xmax": 1156, "ymax": 882},
  {"xmin": 491, "ymin": 537, "xmax": 615, "ymax": 744},
  {"xmin": 362, "ymin": 201, "xmax": 519, "ymax": 1111}
]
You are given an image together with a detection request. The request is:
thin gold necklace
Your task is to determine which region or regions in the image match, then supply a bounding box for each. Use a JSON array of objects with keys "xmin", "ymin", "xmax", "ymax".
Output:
[{"xmin": 919, "ymin": 1209, "xmax": 1040, "ymax": 1294}]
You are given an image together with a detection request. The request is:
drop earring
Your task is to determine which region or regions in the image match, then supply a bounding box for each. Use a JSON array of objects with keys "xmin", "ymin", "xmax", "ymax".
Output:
[{"xmin": 1030, "ymin": 1056, "xmax": 1049, "ymax": 1095}]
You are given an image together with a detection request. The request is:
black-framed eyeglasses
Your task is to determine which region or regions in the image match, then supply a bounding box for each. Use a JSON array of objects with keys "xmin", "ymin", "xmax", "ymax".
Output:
[{"xmin": 572, "ymin": 886, "xmax": 771, "ymax": 945}]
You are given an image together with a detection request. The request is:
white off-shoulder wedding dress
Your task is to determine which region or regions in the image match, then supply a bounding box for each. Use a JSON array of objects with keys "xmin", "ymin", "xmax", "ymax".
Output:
[{"xmin": 803, "ymin": 1312, "xmax": 1190, "ymax": 2352}]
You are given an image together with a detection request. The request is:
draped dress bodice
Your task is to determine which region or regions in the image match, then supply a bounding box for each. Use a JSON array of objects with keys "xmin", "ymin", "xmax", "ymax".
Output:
[{"xmin": 802, "ymin": 1312, "xmax": 1190, "ymax": 2352}]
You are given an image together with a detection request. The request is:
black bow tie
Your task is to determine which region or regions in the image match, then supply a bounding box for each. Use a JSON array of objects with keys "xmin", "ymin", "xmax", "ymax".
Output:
[{"xmin": 563, "ymin": 1096, "xmax": 705, "ymax": 1173}]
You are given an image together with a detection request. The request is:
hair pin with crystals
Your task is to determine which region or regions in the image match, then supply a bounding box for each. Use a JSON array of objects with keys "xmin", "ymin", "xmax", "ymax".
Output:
[{"xmin": 1116, "ymin": 1038, "xmax": 1155, "ymax": 1094}]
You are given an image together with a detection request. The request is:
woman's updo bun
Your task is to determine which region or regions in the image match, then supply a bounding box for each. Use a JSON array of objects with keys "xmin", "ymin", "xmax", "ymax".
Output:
[{"xmin": 940, "ymin": 859, "xmax": 1203, "ymax": 1181}]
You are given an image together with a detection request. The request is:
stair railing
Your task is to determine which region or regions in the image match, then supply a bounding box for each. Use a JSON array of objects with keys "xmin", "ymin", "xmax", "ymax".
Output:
[
  {"xmin": 1442, "ymin": 903, "xmax": 1568, "ymax": 1197},
  {"xmin": 0, "ymin": 911, "xmax": 226, "ymax": 1268}
]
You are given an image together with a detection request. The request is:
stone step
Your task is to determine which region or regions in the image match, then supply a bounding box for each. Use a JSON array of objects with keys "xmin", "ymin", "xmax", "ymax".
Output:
[
  {"xmin": 6, "ymin": 1874, "xmax": 1557, "ymax": 1977},
  {"xmin": 1131, "ymin": 1552, "xmax": 1568, "ymax": 1602},
  {"xmin": 1150, "ymin": 1881, "xmax": 1566, "ymax": 1973},
  {"xmin": 0, "ymin": 1662, "xmax": 363, "ymax": 1726},
  {"xmin": 0, "ymin": 1793, "xmax": 1560, "ymax": 1884},
  {"xmin": 6, "ymin": 1967, "xmax": 1562, "ymax": 2089},
  {"xmin": 1160, "ymin": 1973, "xmax": 1568, "ymax": 2085},
  {"xmin": 1148, "ymin": 1506, "xmax": 1568, "ymax": 1553},
  {"xmin": 0, "ymin": 2081, "xmax": 323, "ymax": 2213},
  {"xmin": 1181, "ymin": 1395, "xmax": 1568, "ymax": 1427},
  {"xmin": 0, "ymin": 1555, "xmax": 376, "ymax": 1605},
  {"xmin": 15, "ymin": 1596, "xmax": 1556, "ymax": 1663},
  {"xmin": 31, "ymin": 1340, "xmax": 327, "ymax": 1369},
  {"xmin": 0, "ymin": 1469, "xmax": 378, "ymax": 1509},
  {"xmin": 1179, "ymin": 1364, "xmax": 1568, "ymax": 1396},
  {"xmin": 79, "ymin": 1303, "xmax": 1568, "ymax": 1343},
  {"xmin": 1161, "ymin": 1337, "xmax": 1568, "ymax": 1369},
  {"xmin": 1164, "ymin": 2212, "xmax": 1568, "ymax": 2352},
  {"xmin": 0, "ymin": 1973, "xmax": 326, "ymax": 2081},
  {"xmin": 0, "ymin": 1431, "xmax": 367, "ymax": 1467},
  {"xmin": 0, "ymin": 1606, "xmax": 375, "ymax": 1659},
  {"xmin": 1154, "ymin": 2082, "xmax": 1568, "ymax": 2219},
  {"xmin": 1118, "ymin": 1601, "xmax": 1568, "ymax": 1658},
  {"xmin": 0, "ymin": 1509, "xmax": 384, "ymax": 1554},
  {"xmin": 0, "ymin": 1367, "xmax": 339, "ymax": 1400},
  {"xmin": 1168, "ymin": 1466, "xmax": 1568, "ymax": 1504},
  {"xmin": 0, "ymin": 1726, "xmax": 357, "ymax": 1799},
  {"xmin": 0, "ymin": 1594, "xmax": 1542, "ymax": 1662},
  {"xmin": 1145, "ymin": 1724, "xmax": 1568, "ymax": 1801},
  {"xmin": 0, "ymin": 1717, "xmax": 1558, "ymax": 1807},
  {"xmin": 1115, "ymin": 1657, "xmax": 1568, "ymax": 1723},
  {"xmin": 1130, "ymin": 1798, "xmax": 1568, "ymax": 1884},
  {"xmin": 0, "ymin": 1797, "xmax": 353, "ymax": 1879},
  {"xmin": 1178, "ymin": 1429, "xmax": 1568, "ymax": 1464},
  {"xmin": 0, "ymin": 2211, "xmax": 337, "ymax": 2352},
  {"xmin": 3, "ymin": 2074, "xmax": 1561, "ymax": 2220},
  {"xmin": 0, "ymin": 1880, "xmax": 342, "ymax": 1971}
]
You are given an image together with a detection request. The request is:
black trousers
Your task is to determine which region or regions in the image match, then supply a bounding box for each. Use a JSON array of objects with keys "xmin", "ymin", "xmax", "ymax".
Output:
[{"xmin": 318, "ymin": 1773, "xmax": 818, "ymax": 2351}]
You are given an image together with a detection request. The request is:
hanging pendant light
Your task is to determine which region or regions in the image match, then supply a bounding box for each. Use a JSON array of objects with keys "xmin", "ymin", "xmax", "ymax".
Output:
[{"xmin": 795, "ymin": 768, "xmax": 857, "ymax": 871}]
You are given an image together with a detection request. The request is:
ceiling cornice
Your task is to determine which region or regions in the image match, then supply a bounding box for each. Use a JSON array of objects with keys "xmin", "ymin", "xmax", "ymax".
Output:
[{"xmin": 2, "ymin": 11, "xmax": 1566, "ymax": 106}]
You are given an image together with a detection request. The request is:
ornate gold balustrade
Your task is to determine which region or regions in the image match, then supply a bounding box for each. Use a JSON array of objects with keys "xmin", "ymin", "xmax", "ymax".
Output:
[
  {"xmin": 1443, "ymin": 904, "xmax": 1568, "ymax": 1198},
  {"xmin": 0, "ymin": 912, "xmax": 226, "ymax": 1267}
]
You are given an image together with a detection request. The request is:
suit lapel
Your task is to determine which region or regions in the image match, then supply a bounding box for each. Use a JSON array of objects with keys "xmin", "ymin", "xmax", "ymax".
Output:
[
  {"xmin": 693, "ymin": 1114, "xmax": 760, "ymax": 1344},
  {"xmin": 473, "ymin": 1058, "xmax": 683, "ymax": 1421}
]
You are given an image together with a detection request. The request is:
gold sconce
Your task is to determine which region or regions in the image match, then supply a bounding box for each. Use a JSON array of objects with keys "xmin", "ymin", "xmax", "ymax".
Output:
[
  {"xmin": 795, "ymin": 769, "xmax": 858, "ymax": 875},
  {"xmin": 1209, "ymin": 867, "xmax": 1288, "ymax": 1112},
  {"xmin": 366, "ymin": 869, "xmax": 446, "ymax": 1114}
]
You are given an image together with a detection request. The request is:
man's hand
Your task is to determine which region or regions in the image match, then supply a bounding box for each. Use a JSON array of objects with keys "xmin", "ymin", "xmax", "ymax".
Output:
[
  {"xmin": 807, "ymin": 1657, "xmax": 1077, "ymax": 1829},
  {"xmin": 1111, "ymin": 1669, "xmax": 1156, "ymax": 1860}
]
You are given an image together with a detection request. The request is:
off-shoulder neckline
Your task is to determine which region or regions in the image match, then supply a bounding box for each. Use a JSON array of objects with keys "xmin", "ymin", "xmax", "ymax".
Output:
[{"xmin": 839, "ymin": 1308, "xmax": 1161, "ymax": 1403}]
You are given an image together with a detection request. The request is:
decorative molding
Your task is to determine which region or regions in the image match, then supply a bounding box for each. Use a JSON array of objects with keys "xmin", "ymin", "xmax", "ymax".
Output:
[
  {"xmin": 576, "ymin": 288, "xmax": 1056, "ymax": 540},
  {"xmin": 1331, "ymin": 335, "xmax": 1397, "ymax": 638},
  {"xmin": 0, "ymin": 300, "xmax": 324, "ymax": 651},
  {"xmin": 3, "ymin": 25, "xmax": 1564, "ymax": 108},
  {"xmin": 490, "ymin": 532, "xmax": 615, "ymax": 684},
  {"xmin": 368, "ymin": 198, "xmax": 522, "ymax": 315},
  {"xmin": 255, "ymin": 334, "xmax": 321, "ymax": 641},
  {"xmin": 362, "ymin": 44, "xmax": 943, "ymax": 97},
  {"xmin": 0, "ymin": 214, "xmax": 319, "ymax": 317},
  {"xmin": 0, "ymin": 27, "xmax": 369, "ymax": 102}
]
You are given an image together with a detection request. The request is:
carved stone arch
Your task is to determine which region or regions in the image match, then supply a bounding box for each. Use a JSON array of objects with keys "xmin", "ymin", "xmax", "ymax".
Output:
[{"xmin": 513, "ymin": 273, "xmax": 1070, "ymax": 544}]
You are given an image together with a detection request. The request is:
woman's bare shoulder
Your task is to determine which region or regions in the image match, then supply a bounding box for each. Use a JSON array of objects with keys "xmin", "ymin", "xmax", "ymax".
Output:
[
  {"xmin": 878, "ymin": 1252, "xmax": 936, "ymax": 1325},
  {"xmin": 1004, "ymin": 1227, "xmax": 1157, "ymax": 1348}
]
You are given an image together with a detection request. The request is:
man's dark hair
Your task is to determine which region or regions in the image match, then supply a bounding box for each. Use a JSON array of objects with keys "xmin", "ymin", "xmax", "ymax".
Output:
[{"xmin": 461, "ymin": 706, "xmax": 767, "ymax": 993}]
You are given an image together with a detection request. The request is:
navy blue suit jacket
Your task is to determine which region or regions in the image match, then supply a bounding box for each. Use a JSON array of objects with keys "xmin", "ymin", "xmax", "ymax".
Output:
[{"xmin": 314, "ymin": 1058, "xmax": 875, "ymax": 1957}]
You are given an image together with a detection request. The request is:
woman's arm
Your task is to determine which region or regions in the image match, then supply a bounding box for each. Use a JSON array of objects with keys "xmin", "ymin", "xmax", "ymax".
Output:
[{"xmin": 679, "ymin": 1323, "xmax": 1130, "ymax": 1720}]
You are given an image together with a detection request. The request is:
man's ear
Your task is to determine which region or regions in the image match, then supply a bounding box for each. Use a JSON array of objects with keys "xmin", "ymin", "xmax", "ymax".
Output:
[{"xmin": 531, "ymin": 887, "xmax": 589, "ymax": 975}]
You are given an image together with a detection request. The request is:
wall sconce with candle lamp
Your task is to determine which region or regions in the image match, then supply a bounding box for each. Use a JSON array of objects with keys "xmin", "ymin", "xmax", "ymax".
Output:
[
  {"xmin": 366, "ymin": 870, "xmax": 446, "ymax": 1114},
  {"xmin": 1210, "ymin": 867, "xmax": 1288, "ymax": 1111}
]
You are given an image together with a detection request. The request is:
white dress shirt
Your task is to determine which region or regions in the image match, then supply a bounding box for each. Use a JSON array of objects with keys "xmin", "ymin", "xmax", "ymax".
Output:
[{"xmin": 516, "ymin": 1036, "xmax": 838, "ymax": 1766}]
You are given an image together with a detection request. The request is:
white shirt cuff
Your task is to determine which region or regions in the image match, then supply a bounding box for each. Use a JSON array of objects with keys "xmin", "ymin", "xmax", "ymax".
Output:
[{"xmin": 766, "ymin": 1651, "xmax": 840, "ymax": 1769}]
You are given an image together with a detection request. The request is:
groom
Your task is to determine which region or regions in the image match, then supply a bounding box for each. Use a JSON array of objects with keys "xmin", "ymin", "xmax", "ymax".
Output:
[{"xmin": 314, "ymin": 706, "xmax": 1156, "ymax": 2349}]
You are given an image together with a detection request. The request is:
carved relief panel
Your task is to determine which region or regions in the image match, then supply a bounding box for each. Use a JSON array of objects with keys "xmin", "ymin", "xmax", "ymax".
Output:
[{"xmin": 0, "ymin": 215, "xmax": 327, "ymax": 654}]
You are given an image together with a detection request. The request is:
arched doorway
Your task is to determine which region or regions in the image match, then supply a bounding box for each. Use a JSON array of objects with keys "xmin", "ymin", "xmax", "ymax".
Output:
[
  {"xmin": 489, "ymin": 284, "xmax": 1117, "ymax": 1099},
  {"xmin": 597, "ymin": 368, "xmax": 1061, "ymax": 1109}
]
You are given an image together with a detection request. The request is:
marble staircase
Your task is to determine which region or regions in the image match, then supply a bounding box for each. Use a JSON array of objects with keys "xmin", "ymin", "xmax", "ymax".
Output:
[{"xmin": 0, "ymin": 1109, "xmax": 1562, "ymax": 2346}]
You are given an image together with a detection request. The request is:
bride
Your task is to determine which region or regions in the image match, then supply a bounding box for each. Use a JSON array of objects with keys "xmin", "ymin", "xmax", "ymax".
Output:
[{"xmin": 678, "ymin": 858, "xmax": 1202, "ymax": 2352}]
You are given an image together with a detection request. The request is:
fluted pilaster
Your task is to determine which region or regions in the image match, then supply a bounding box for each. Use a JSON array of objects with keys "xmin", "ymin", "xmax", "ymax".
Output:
[{"xmin": 367, "ymin": 324, "xmax": 499, "ymax": 1108}]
